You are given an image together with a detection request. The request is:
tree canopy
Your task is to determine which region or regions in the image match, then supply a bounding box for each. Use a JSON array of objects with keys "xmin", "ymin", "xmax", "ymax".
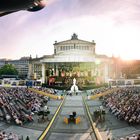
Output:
[{"xmin": 0, "ymin": 64, "xmax": 18, "ymax": 76}]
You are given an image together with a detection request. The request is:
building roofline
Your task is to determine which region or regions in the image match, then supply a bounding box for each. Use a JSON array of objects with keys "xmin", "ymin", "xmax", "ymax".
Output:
[{"xmin": 54, "ymin": 39, "xmax": 96, "ymax": 46}]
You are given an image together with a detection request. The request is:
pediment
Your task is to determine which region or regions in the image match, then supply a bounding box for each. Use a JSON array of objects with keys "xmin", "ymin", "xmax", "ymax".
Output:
[{"xmin": 55, "ymin": 39, "xmax": 95, "ymax": 46}]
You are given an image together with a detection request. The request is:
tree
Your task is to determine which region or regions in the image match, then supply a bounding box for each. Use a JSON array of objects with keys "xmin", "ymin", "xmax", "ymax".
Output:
[{"xmin": 0, "ymin": 64, "xmax": 18, "ymax": 76}]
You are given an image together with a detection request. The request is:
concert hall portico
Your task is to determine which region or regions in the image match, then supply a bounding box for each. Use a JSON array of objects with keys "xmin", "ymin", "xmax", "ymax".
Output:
[{"xmin": 29, "ymin": 34, "xmax": 120, "ymax": 84}]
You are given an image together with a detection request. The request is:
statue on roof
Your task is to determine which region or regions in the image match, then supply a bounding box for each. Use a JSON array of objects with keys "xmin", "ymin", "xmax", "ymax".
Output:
[{"xmin": 71, "ymin": 33, "xmax": 78, "ymax": 40}]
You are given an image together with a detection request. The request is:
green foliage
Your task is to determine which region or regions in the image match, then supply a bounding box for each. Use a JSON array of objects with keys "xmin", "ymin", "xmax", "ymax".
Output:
[{"xmin": 0, "ymin": 64, "xmax": 18, "ymax": 76}]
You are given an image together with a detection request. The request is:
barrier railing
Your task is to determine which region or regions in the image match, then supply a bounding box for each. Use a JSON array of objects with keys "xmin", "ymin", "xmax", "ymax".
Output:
[
  {"xmin": 29, "ymin": 88, "xmax": 64, "ymax": 100},
  {"xmin": 82, "ymin": 95, "xmax": 102, "ymax": 140},
  {"xmin": 89, "ymin": 88, "xmax": 119, "ymax": 100}
]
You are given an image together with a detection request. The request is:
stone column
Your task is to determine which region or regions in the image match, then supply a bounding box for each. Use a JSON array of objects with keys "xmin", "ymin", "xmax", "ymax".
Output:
[
  {"xmin": 42, "ymin": 63, "xmax": 45, "ymax": 83},
  {"xmin": 54, "ymin": 64, "xmax": 59, "ymax": 76}
]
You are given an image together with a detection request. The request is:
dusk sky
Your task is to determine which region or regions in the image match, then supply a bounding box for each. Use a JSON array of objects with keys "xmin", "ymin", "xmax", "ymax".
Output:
[{"xmin": 0, "ymin": 0, "xmax": 140, "ymax": 60}]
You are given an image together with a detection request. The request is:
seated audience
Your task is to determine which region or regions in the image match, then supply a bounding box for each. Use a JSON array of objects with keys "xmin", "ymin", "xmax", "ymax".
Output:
[
  {"xmin": 102, "ymin": 87, "xmax": 140, "ymax": 125},
  {"xmin": 0, "ymin": 87, "xmax": 50, "ymax": 125}
]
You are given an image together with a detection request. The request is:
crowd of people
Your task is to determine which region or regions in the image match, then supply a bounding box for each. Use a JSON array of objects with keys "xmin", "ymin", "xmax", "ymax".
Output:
[
  {"xmin": 90, "ymin": 87, "xmax": 112, "ymax": 95},
  {"xmin": 0, "ymin": 87, "xmax": 50, "ymax": 125},
  {"xmin": 102, "ymin": 87, "xmax": 140, "ymax": 125},
  {"xmin": 0, "ymin": 85, "xmax": 140, "ymax": 139},
  {"xmin": 118, "ymin": 133, "xmax": 140, "ymax": 140},
  {"xmin": 93, "ymin": 106, "xmax": 106, "ymax": 122},
  {"xmin": 0, "ymin": 131, "xmax": 20, "ymax": 140},
  {"xmin": 34, "ymin": 87, "xmax": 59, "ymax": 95},
  {"xmin": 0, "ymin": 87, "xmax": 52, "ymax": 140}
]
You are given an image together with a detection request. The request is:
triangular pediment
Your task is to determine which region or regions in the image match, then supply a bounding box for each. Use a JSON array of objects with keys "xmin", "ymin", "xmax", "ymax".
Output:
[{"xmin": 54, "ymin": 39, "xmax": 95, "ymax": 46}]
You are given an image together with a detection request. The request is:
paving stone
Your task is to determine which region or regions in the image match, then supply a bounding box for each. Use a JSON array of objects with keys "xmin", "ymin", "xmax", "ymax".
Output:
[
  {"xmin": 49, "ymin": 106, "xmax": 58, "ymax": 114},
  {"xmin": 48, "ymin": 133, "xmax": 92, "ymax": 140},
  {"xmin": 86, "ymin": 100, "xmax": 102, "ymax": 106},
  {"xmin": 4, "ymin": 125, "xmax": 42, "ymax": 140},
  {"xmin": 64, "ymin": 100, "xmax": 83, "ymax": 106},
  {"xmin": 47, "ymin": 100, "xmax": 61, "ymax": 106}
]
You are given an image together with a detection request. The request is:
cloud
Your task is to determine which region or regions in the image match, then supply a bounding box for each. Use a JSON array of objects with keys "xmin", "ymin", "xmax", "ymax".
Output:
[{"xmin": 0, "ymin": 0, "xmax": 140, "ymax": 59}]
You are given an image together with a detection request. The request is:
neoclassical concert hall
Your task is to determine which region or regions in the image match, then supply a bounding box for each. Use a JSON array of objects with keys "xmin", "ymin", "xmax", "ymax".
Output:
[{"xmin": 28, "ymin": 33, "xmax": 121, "ymax": 84}]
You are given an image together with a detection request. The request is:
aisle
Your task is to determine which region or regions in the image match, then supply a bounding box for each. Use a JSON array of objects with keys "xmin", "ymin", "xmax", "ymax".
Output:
[{"xmin": 47, "ymin": 95, "xmax": 93, "ymax": 140}]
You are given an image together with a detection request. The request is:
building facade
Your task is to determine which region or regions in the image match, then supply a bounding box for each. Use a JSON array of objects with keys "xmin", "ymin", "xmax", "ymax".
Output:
[
  {"xmin": 7, "ymin": 57, "xmax": 30, "ymax": 79},
  {"xmin": 0, "ymin": 59, "xmax": 6, "ymax": 68},
  {"xmin": 0, "ymin": 57, "xmax": 30, "ymax": 79},
  {"xmin": 29, "ymin": 34, "xmax": 121, "ymax": 85}
]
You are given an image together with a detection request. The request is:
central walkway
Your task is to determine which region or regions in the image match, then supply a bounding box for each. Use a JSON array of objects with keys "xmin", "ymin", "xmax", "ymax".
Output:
[{"xmin": 46, "ymin": 94, "xmax": 95, "ymax": 140}]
